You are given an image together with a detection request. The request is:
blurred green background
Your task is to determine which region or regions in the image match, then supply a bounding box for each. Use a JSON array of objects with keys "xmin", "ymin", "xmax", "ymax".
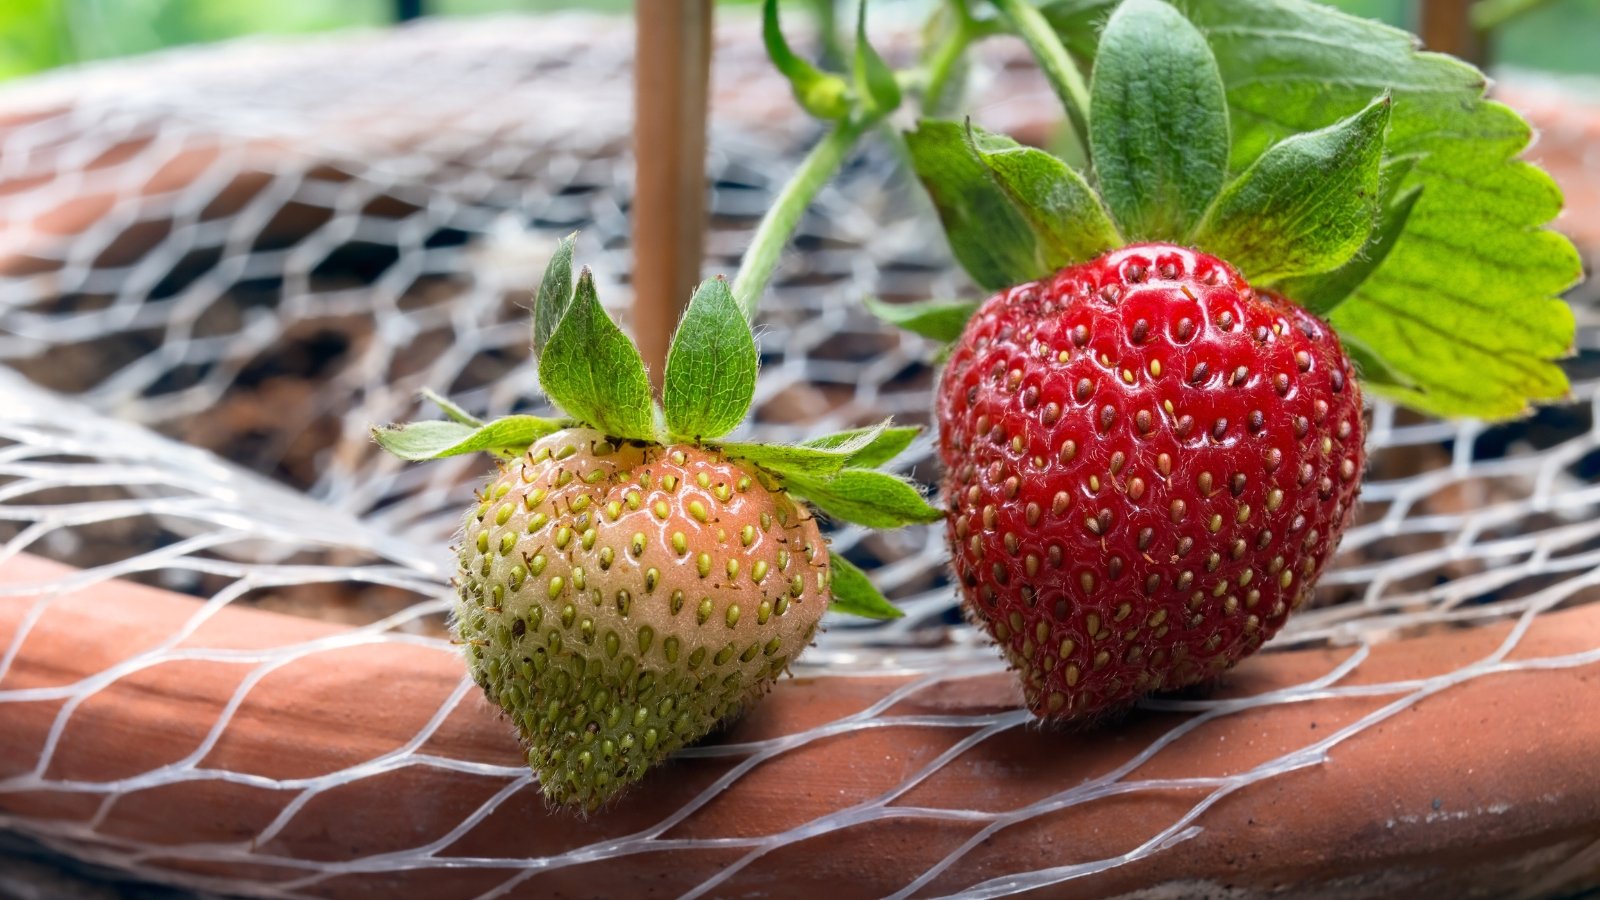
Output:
[{"xmin": 1, "ymin": 0, "xmax": 1596, "ymax": 83}]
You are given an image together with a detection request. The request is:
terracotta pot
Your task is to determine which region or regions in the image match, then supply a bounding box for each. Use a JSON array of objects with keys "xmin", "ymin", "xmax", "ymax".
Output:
[{"xmin": 3, "ymin": 551, "xmax": 1597, "ymax": 898}]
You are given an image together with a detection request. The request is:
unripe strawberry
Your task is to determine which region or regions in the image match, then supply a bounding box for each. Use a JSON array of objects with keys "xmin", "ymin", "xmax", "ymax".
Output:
[
  {"xmin": 457, "ymin": 428, "xmax": 831, "ymax": 809},
  {"xmin": 937, "ymin": 244, "xmax": 1364, "ymax": 720}
]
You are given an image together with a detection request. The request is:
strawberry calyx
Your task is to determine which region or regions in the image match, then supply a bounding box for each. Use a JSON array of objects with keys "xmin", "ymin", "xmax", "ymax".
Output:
[
  {"xmin": 374, "ymin": 234, "xmax": 943, "ymax": 621},
  {"xmin": 884, "ymin": 0, "xmax": 1579, "ymax": 422}
]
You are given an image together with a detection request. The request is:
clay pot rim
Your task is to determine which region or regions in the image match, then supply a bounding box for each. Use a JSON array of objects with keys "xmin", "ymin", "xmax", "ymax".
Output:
[{"xmin": 4, "ymin": 552, "xmax": 1598, "ymax": 899}]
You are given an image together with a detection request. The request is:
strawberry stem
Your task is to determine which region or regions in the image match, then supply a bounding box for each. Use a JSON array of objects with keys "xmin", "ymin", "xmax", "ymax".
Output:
[
  {"xmin": 731, "ymin": 116, "xmax": 869, "ymax": 320},
  {"xmin": 919, "ymin": 2, "xmax": 997, "ymax": 115},
  {"xmin": 991, "ymin": 0, "xmax": 1091, "ymax": 160}
]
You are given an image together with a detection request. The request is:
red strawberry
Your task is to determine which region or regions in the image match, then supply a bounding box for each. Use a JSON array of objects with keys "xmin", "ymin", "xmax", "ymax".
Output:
[{"xmin": 937, "ymin": 243, "xmax": 1363, "ymax": 720}]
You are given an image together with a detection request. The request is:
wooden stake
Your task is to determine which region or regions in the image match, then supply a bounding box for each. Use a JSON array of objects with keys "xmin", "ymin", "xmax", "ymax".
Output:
[
  {"xmin": 1419, "ymin": 0, "xmax": 1489, "ymax": 67},
  {"xmin": 633, "ymin": 0, "xmax": 714, "ymax": 389}
]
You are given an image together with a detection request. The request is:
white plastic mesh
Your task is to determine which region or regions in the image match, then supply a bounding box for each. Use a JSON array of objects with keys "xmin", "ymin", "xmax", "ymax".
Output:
[{"xmin": 1, "ymin": 15, "xmax": 1599, "ymax": 899}]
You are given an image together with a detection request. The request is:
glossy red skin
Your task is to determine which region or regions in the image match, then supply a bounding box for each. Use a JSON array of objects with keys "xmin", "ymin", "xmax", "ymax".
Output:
[{"xmin": 938, "ymin": 244, "xmax": 1364, "ymax": 721}]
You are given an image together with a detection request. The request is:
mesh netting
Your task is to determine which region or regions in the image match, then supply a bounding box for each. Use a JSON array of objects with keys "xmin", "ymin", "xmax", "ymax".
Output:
[{"xmin": 1, "ymin": 14, "xmax": 1599, "ymax": 898}]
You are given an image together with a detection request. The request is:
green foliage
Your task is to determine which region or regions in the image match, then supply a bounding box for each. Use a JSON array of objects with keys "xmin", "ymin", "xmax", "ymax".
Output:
[
  {"xmin": 799, "ymin": 424, "xmax": 920, "ymax": 468},
  {"xmin": 783, "ymin": 468, "xmax": 944, "ymax": 528},
  {"xmin": 1033, "ymin": 0, "xmax": 1580, "ymax": 419},
  {"xmin": 1280, "ymin": 185, "xmax": 1421, "ymax": 316},
  {"xmin": 826, "ymin": 551, "xmax": 903, "ymax": 619},
  {"xmin": 1089, "ymin": 0, "xmax": 1230, "ymax": 241},
  {"xmin": 531, "ymin": 232, "xmax": 576, "ymax": 358},
  {"xmin": 763, "ymin": 0, "xmax": 851, "ymax": 119},
  {"xmin": 1193, "ymin": 95, "xmax": 1391, "ymax": 283},
  {"xmin": 976, "ymin": 134, "xmax": 1122, "ymax": 265},
  {"xmin": 863, "ymin": 296, "xmax": 980, "ymax": 343},
  {"xmin": 719, "ymin": 421, "xmax": 890, "ymax": 478},
  {"xmin": 904, "ymin": 121, "xmax": 1119, "ymax": 290},
  {"xmin": 0, "ymin": 0, "xmax": 70, "ymax": 80},
  {"xmin": 371, "ymin": 415, "xmax": 566, "ymax": 460},
  {"xmin": 852, "ymin": 0, "xmax": 901, "ymax": 115},
  {"xmin": 537, "ymin": 268, "xmax": 658, "ymax": 441},
  {"xmin": 663, "ymin": 277, "xmax": 758, "ymax": 440}
]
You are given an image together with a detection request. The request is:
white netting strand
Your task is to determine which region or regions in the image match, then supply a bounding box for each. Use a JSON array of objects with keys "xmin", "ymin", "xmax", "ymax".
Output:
[{"xmin": 1, "ymin": 14, "xmax": 1598, "ymax": 899}]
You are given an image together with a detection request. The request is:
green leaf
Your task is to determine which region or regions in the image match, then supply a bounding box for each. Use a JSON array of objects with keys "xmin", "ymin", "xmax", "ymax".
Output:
[
  {"xmin": 863, "ymin": 296, "xmax": 979, "ymax": 343},
  {"xmin": 1278, "ymin": 185, "xmax": 1421, "ymax": 316},
  {"xmin": 1042, "ymin": 0, "xmax": 1580, "ymax": 420},
  {"xmin": 1339, "ymin": 332, "xmax": 1419, "ymax": 392},
  {"xmin": 663, "ymin": 277, "xmax": 758, "ymax": 441},
  {"xmin": 718, "ymin": 421, "xmax": 889, "ymax": 479},
  {"xmin": 532, "ymin": 232, "xmax": 577, "ymax": 358},
  {"xmin": 826, "ymin": 551, "xmax": 903, "ymax": 620},
  {"xmin": 1193, "ymin": 94, "xmax": 1391, "ymax": 283},
  {"xmin": 800, "ymin": 424, "xmax": 920, "ymax": 468},
  {"xmin": 420, "ymin": 387, "xmax": 485, "ymax": 428},
  {"xmin": 1088, "ymin": 0, "xmax": 1230, "ymax": 241},
  {"xmin": 904, "ymin": 121, "xmax": 1119, "ymax": 290},
  {"xmin": 974, "ymin": 133, "xmax": 1122, "ymax": 264},
  {"xmin": 905, "ymin": 120, "xmax": 1047, "ymax": 290},
  {"xmin": 785, "ymin": 468, "xmax": 944, "ymax": 528},
  {"xmin": 538, "ymin": 268, "xmax": 658, "ymax": 441},
  {"xmin": 853, "ymin": 1, "xmax": 902, "ymax": 115},
  {"xmin": 763, "ymin": 0, "xmax": 851, "ymax": 120},
  {"xmin": 372, "ymin": 415, "xmax": 566, "ymax": 461}
]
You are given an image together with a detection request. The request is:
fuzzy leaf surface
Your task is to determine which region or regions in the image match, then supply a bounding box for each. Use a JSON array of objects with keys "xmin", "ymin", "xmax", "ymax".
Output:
[
  {"xmin": 800, "ymin": 424, "xmax": 920, "ymax": 468},
  {"xmin": 863, "ymin": 296, "xmax": 980, "ymax": 343},
  {"xmin": 1089, "ymin": 0, "xmax": 1229, "ymax": 241},
  {"xmin": 786, "ymin": 468, "xmax": 944, "ymax": 528},
  {"xmin": 372, "ymin": 416, "xmax": 566, "ymax": 461},
  {"xmin": 905, "ymin": 120, "xmax": 1050, "ymax": 290},
  {"xmin": 1279, "ymin": 185, "xmax": 1421, "ymax": 316},
  {"xmin": 538, "ymin": 269, "xmax": 658, "ymax": 441},
  {"xmin": 1193, "ymin": 95, "xmax": 1391, "ymax": 282},
  {"xmin": 663, "ymin": 277, "xmax": 758, "ymax": 440},
  {"xmin": 827, "ymin": 551, "xmax": 903, "ymax": 620},
  {"xmin": 975, "ymin": 136, "xmax": 1122, "ymax": 264},
  {"xmin": 905, "ymin": 121, "xmax": 1118, "ymax": 290},
  {"xmin": 532, "ymin": 233, "xmax": 577, "ymax": 357},
  {"xmin": 719, "ymin": 422, "xmax": 888, "ymax": 479},
  {"xmin": 1044, "ymin": 0, "xmax": 1579, "ymax": 419}
]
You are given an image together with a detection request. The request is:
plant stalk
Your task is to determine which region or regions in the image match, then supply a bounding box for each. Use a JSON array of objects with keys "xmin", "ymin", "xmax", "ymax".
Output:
[
  {"xmin": 991, "ymin": 0, "xmax": 1092, "ymax": 160},
  {"xmin": 731, "ymin": 117, "xmax": 869, "ymax": 321}
]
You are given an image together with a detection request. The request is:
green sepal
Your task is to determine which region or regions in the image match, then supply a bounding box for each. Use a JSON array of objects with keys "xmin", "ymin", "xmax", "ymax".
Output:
[
  {"xmin": 538, "ymin": 268, "xmax": 658, "ymax": 442},
  {"xmin": 853, "ymin": 1, "xmax": 902, "ymax": 115},
  {"xmin": 1088, "ymin": 0, "xmax": 1229, "ymax": 241},
  {"xmin": 863, "ymin": 296, "xmax": 979, "ymax": 343},
  {"xmin": 800, "ymin": 424, "xmax": 920, "ymax": 468},
  {"xmin": 784, "ymin": 468, "xmax": 944, "ymax": 528},
  {"xmin": 420, "ymin": 387, "xmax": 484, "ymax": 428},
  {"xmin": 372, "ymin": 415, "xmax": 567, "ymax": 461},
  {"xmin": 974, "ymin": 128, "xmax": 1122, "ymax": 264},
  {"xmin": 663, "ymin": 277, "xmax": 758, "ymax": 441},
  {"xmin": 763, "ymin": 0, "xmax": 851, "ymax": 120},
  {"xmin": 1041, "ymin": 0, "xmax": 1580, "ymax": 421},
  {"xmin": 905, "ymin": 120, "xmax": 1117, "ymax": 291},
  {"xmin": 906, "ymin": 120, "xmax": 1044, "ymax": 290},
  {"xmin": 718, "ymin": 421, "xmax": 889, "ymax": 479},
  {"xmin": 826, "ymin": 551, "xmax": 903, "ymax": 620},
  {"xmin": 532, "ymin": 232, "xmax": 577, "ymax": 358},
  {"xmin": 1278, "ymin": 185, "xmax": 1421, "ymax": 317},
  {"xmin": 1194, "ymin": 94, "xmax": 1392, "ymax": 283}
]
